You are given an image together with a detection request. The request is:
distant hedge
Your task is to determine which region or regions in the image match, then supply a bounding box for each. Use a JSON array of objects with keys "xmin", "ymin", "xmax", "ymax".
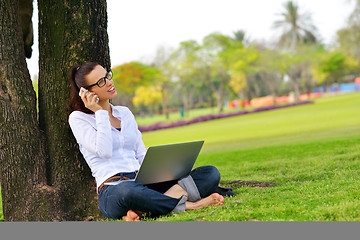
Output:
[{"xmin": 138, "ymin": 101, "xmax": 314, "ymax": 132}]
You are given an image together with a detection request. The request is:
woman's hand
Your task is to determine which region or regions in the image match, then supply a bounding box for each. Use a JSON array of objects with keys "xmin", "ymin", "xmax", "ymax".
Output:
[{"xmin": 80, "ymin": 89, "xmax": 103, "ymax": 112}]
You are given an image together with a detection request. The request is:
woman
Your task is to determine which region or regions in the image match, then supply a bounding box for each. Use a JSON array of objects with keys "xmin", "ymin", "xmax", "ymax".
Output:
[{"xmin": 67, "ymin": 62, "xmax": 224, "ymax": 221}]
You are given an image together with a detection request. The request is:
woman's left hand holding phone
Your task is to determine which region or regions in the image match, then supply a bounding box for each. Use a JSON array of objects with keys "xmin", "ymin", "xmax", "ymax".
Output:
[{"xmin": 80, "ymin": 87, "xmax": 103, "ymax": 112}]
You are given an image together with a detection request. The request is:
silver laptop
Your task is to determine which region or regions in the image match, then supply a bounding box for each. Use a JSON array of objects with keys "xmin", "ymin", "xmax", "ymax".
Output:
[{"xmin": 134, "ymin": 140, "xmax": 204, "ymax": 185}]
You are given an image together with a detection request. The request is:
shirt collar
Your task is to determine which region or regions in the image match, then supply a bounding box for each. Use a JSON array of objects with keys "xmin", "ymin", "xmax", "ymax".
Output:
[{"xmin": 109, "ymin": 104, "xmax": 122, "ymax": 119}]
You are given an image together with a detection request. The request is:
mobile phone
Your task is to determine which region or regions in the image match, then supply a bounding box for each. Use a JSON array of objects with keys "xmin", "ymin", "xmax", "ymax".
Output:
[{"xmin": 79, "ymin": 87, "xmax": 99, "ymax": 103}]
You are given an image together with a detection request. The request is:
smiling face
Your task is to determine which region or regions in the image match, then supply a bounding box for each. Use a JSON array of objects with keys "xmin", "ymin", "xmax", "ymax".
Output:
[{"xmin": 85, "ymin": 65, "xmax": 117, "ymax": 101}]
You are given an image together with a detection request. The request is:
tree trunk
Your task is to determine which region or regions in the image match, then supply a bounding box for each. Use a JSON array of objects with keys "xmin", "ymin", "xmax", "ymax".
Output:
[
  {"xmin": 207, "ymin": 79, "xmax": 224, "ymax": 113},
  {"xmin": 236, "ymin": 90, "xmax": 244, "ymax": 108},
  {"xmin": 260, "ymin": 72, "xmax": 277, "ymax": 105},
  {"xmin": 188, "ymin": 85, "xmax": 196, "ymax": 110},
  {"xmin": 0, "ymin": 0, "xmax": 111, "ymax": 221},
  {"xmin": 37, "ymin": 0, "xmax": 110, "ymax": 220},
  {"xmin": 0, "ymin": 0, "xmax": 62, "ymax": 221},
  {"xmin": 182, "ymin": 86, "xmax": 189, "ymax": 117},
  {"xmin": 215, "ymin": 92, "xmax": 224, "ymax": 112},
  {"xmin": 161, "ymin": 87, "xmax": 169, "ymax": 119},
  {"xmin": 245, "ymin": 82, "xmax": 252, "ymax": 106},
  {"xmin": 198, "ymin": 91, "xmax": 204, "ymax": 107},
  {"xmin": 292, "ymin": 78, "xmax": 301, "ymax": 102},
  {"xmin": 217, "ymin": 76, "xmax": 226, "ymax": 113}
]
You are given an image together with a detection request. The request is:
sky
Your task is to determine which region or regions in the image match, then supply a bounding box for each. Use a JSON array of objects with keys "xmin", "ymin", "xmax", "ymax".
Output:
[{"xmin": 26, "ymin": 0, "xmax": 355, "ymax": 79}]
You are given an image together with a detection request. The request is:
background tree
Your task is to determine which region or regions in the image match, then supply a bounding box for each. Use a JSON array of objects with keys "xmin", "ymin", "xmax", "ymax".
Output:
[
  {"xmin": 170, "ymin": 40, "xmax": 203, "ymax": 115},
  {"xmin": 273, "ymin": 0, "xmax": 318, "ymax": 50},
  {"xmin": 283, "ymin": 44, "xmax": 321, "ymax": 101},
  {"xmin": 289, "ymin": 44, "xmax": 324, "ymax": 96},
  {"xmin": 250, "ymin": 47, "xmax": 287, "ymax": 104},
  {"xmin": 231, "ymin": 29, "xmax": 251, "ymax": 46},
  {"xmin": 298, "ymin": 45, "xmax": 325, "ymax": 95},
  {"xmin": 313, "ymin": 50, "xmax": 358, "ymax": 87},
  {"xmin": 336, "ymin": 0, "xmax": 360, "ymax": 61},
  {"xmin": 200, "ymin": 33, "xmax": 240, "ymax": 112},
  {"xmin": 133, "ymin": 86, "xmax": 163, "ymax": 115},
  {"xmin": 151, "ymin": 46, "xmax": 174, "ymax": 119},
  {"xmin": 0, "ymin": 0, "xmax": 110, "ymax": 221},
  {"xmin": 228, "ymin": 44, "xmax": 259, "ymax": 107},
  {"xmin": 112, "ymin": 61, "xmax": 161, "ymax": 108},
  {"xmin": 229, "ymin": 72, "xmax": 247, "ymax": 106}
]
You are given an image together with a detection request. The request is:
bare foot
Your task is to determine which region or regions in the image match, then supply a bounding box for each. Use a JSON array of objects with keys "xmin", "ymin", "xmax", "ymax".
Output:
[
  {"xmin": 122, "ymin": 210, "xmax": 140, "ymax": 221},
  {"xmin": 186, "ymin": 193, "xmax": 224, "ymax": 210}
]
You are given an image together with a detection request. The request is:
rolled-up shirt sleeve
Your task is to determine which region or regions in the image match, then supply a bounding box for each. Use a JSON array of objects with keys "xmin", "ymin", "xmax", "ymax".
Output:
[{"xmin": 69, "ymin": 110, "xmax": 113, "ymax": 159}]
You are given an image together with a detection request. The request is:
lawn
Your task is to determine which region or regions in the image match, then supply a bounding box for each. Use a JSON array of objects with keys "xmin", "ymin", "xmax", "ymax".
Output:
[
  {"xmin": 140, "ymin": 92, "xmax": 360, "ymax": 221},
  {"xmin": 142, "ymin": 92, "xmax": 360, "ymax": 154},
  {"xmin": 0, "ymin": 92, "xmax": 359, "ymax": 221},
  {"xmin": 153, "ymin": 136, "xmax": 360, "ymax": 221}
]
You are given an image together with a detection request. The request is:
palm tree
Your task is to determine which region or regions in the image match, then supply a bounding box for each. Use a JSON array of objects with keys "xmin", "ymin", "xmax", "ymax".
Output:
[
  {"xmin": 232, "ymin": 30, "xmax": 248, "ymax": 44},
  {"xmin": 273, "ymin": 1, "xmax": 318, "ymax": 50}
]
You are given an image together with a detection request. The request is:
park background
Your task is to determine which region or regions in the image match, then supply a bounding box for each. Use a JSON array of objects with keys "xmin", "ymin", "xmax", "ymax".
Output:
[{"xmin": 1, "ymin": 0, "xmax": 360, "ymax": 221}]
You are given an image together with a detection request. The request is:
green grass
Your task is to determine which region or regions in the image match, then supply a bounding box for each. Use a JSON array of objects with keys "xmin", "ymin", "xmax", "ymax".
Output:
[
  {"xmin": 139, "ymin": 92, "xmax": 360, "ymax": 221},
  {"xmin": 154, "ymin": 137, "xmax": 360, "ymax": 221}
]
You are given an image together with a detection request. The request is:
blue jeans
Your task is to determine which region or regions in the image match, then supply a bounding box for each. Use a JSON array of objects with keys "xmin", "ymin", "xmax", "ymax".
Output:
[{"xmin": 98, "ymin": 165, "xmax": 221, "ymax": 219}]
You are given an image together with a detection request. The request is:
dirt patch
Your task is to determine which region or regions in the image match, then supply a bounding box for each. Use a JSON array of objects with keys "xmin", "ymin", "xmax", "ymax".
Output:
[{"xmin": 221, "ymin": 180, "xmax": 278, "ymax": 188}]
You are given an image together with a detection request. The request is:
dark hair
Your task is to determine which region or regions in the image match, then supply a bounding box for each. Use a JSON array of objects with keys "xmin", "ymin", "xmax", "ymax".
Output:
[{"xmin": 67, "ymin": 62, "xmax": 100, "ymax": 117}]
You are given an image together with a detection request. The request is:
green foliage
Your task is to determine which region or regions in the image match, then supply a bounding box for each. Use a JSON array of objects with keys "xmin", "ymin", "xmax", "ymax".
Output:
[
  {"xmin": 112, "ymin": 61, "xmax": 161, "ymax": 95},
  {"xmin": 319, "ymin": 52, "xmax": 346, "ymax": 81},
  {"xmin": 336, "ymin": 1, "xmax": 360, "ymax": 61},
  {"xmin": 169, "ymin": 39, "xmax": 206, "ymax": 113},
  {"xmin": 198, "ymin": 32, "xmax": 247, "ymax": 111},
  {"xmin": 313, "ymin": 50, "xmax": 359, "ymax": 85},
  {"xmin": 171, "ymin": 40, "xmax": 202, "ymax": 82},
  {"xmin": 282, "ymin": 44, "xmax": 326, "ymax": 97}
]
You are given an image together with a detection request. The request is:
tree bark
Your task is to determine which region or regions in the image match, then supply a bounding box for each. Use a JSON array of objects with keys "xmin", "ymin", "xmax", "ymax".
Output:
[
  {"xmin": 18, "ymin": 0, "xmax": 34, "ymax": 58},
  {"xmin": 0, "ymin": 0, "xmax": 62, "ymax": 221},
  {"xmin": 208, "ymin": 79, "xmax": 225, "ymax": 113},
  {"xmin": 38, "ymin": 0, "xmax": 110, "ymax": 220},
  {"xmin": 0, "ymin": 0, "xmax": 111, "ymax": 221}
]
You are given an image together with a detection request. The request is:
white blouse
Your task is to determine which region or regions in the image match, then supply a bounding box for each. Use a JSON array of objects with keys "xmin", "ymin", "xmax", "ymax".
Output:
[{"xmin": 68, "ymin": 105, "xmax": 147, "ymax": 192}]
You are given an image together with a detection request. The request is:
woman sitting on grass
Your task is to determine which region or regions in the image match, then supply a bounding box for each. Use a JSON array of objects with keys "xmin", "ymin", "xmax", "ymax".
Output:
[{"xmin": 67, "ymin": 62, "xmax": 224, "ymax": 221}]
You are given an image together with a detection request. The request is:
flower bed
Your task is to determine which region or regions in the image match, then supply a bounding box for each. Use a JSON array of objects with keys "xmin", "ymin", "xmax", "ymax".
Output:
[{"xmin": 138, "ymin": 101, "xmax": 314, "ymax": 132}]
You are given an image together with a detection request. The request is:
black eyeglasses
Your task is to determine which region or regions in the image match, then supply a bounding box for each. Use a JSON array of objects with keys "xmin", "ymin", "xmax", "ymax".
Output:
[{"xmin": 85, "ymin": 70, "xmax": 113, "ymax": 89}]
